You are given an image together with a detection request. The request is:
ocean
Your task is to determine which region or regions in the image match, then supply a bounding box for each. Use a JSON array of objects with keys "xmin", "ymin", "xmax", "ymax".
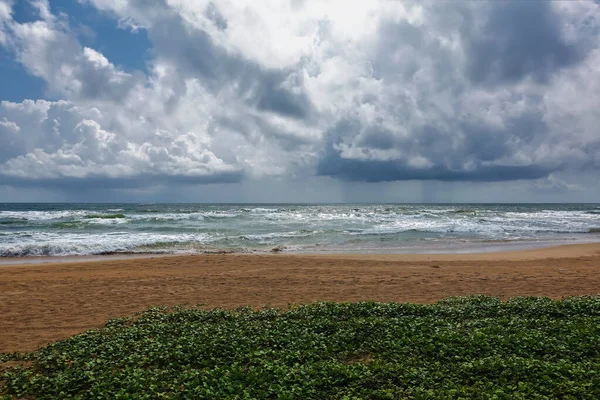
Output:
[{"xmin": 1, "ymin": 203, "xmax": 599, "ymax": 257}]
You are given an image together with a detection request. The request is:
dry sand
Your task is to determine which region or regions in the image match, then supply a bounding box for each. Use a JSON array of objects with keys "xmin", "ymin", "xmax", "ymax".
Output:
[{"xmin": 1, "ymin": 243, "xmax": 599, "ymax": 353}]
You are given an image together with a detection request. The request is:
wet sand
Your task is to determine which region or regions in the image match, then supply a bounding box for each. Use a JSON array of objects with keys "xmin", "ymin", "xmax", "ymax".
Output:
[{"xmin": 1, "ymin": 243, "xmax": 599, "ymax": 353}]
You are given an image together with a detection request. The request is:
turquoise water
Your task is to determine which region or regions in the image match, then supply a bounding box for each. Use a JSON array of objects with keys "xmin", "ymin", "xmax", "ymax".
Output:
[{"xmin": 1, "ymin": 203, "xmax": 599, "ymax": 256}]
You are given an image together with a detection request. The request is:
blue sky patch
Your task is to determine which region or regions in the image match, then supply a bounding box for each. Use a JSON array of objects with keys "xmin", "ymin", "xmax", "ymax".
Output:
[
  {"xmin": 2, "ymin": 0, "xmax": 151, "ymax": 101},
  {"xmin": 51, "ymin": 0, "xmax": 151, "ymax": 74},
  {"xmin": 0, "ymin": 47, "xmax": 48, "ymax": 102},
  {"xmin": 10, "ymin": 0, "xmax": 42, "ymax": 24}
]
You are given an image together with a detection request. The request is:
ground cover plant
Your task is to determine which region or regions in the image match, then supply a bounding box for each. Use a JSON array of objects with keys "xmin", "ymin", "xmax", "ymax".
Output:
[{"xmin": 2, "ymin": 296, "xmax": 600, "ymax": 399}]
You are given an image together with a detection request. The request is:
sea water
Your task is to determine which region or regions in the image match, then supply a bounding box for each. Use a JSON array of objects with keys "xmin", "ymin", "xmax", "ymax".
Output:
[{"xmin": 1, "ymin": 203, "xmax": 599, "ymax": 257}]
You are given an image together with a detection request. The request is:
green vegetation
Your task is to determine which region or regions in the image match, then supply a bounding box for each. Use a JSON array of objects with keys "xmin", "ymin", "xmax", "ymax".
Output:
[{"xmin": 2, "ymin": 296, "xmax": 600, "ymax": 399}]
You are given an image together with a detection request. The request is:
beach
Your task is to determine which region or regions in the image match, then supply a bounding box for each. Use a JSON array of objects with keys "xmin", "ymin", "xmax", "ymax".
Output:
[{"xmin": 1, "ymin": 242, "xmax": 599, "ymax": 354}]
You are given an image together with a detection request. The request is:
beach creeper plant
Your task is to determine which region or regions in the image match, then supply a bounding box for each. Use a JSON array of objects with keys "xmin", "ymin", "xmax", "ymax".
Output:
[{"xmin": 1, "ymin": 295, "xmax": 600, "ymax": 399}]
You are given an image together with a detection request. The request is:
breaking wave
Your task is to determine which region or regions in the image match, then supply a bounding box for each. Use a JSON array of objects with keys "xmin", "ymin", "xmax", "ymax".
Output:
[{"xmin": 85, "ymin": 213, "xmax": 127, "ymax": 219}]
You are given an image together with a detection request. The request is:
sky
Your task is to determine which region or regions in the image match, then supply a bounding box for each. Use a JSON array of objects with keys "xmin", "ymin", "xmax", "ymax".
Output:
[{"xmin": 0, "ymin": 0, "xmax": 600, "ymax": 203}]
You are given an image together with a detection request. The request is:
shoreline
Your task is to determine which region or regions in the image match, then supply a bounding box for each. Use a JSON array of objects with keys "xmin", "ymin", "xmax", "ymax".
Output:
[
  {"xmin": 2, "ymin": 239, "xmax": 600, "ymax": 266},
  {"xmin": 1, "ymin": 242, "xmax": 599, "ymax": 353},
  {"xmin": 0, "ymin": 253, "xmax": 181, "ymax": 266}
]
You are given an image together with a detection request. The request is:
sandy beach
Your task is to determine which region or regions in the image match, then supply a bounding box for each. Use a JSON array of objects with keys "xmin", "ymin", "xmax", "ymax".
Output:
[{"xmin": 1, "ymin": 243, "xmax": 599, "ymax": 353}]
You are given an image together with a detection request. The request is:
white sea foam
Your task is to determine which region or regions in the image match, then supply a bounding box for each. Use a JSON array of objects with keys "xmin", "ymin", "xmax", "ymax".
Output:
[
  {"xmin": 238, "ymin": 230, "xmax": 320, "ymax": 242},
  {"xmin": 0, "ymin": 232, "xmax": 212, "ymax": 257},
  {"xmin": 0, "ymin": 210, "xmax": 90, "ymax": 221},
  {"xmin": 249, "ymin": 207, "xmax": 280, "ymax": 214},
  {"xmin": 85, "ymin": 218, "xmax": 130, "ymax": 225}
]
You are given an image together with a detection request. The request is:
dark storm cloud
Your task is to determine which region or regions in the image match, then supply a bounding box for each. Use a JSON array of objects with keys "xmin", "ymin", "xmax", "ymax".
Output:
[
  {"xmin": 459, "ymin": 112, "xmax": 547, "ymax": 163},
  {"xmin": 313, "ymin": 1, "xmax": 598, "ymax": 184},
  {"xmin": 317, "ymin": 113, "xmax": 553, "ymax": 182},
  {"xmin": 214, "ymin": 112, "xmax": 315, "ymax": 151},
  {"xmin": 254, "ymin": 73, "xmax": 312, "ymax": 120},
  {"xmin": 317, "ymin": 156, "xmax": 552, "ymax": 182},
  {"xmin": 0, "ymin": 169, "xmax": 245, "ymax": 190},
  {"xmin": 465, "ymin": 1, "xmax": 584, "ymax": 85}
]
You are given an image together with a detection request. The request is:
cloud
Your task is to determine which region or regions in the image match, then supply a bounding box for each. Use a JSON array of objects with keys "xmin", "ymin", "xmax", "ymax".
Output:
[
  {"xmin": 0, "ymin": 99, "xmax": 243, "ymax": 187},
  {"xmin": 313, "ymin": 1, "xmax": 600, "ymax": 182},
  {"xmin": 3, "ymin": 7, "xmax": 143, "ymax": 102},
  {"xmin": 530, "ymin": 174, "xmax": 582, "ymax": 194},
  {"xmin": 87, "ymin": 0, "xmax": 315, "ymax": 118},
  {"xmin": 464, "ymin": 1, "xmax": 584, "ymax": 85},
  {"xmin": 0, "ymin": 0, "xmax": 599, "ymax": 194},
  {"xmin": 316, "ymin": 115, "xmax": 556, "ymax": 183},
  {"xmin": 0, "ymin": 1, "xmax": 11, "ymax": 45}
]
